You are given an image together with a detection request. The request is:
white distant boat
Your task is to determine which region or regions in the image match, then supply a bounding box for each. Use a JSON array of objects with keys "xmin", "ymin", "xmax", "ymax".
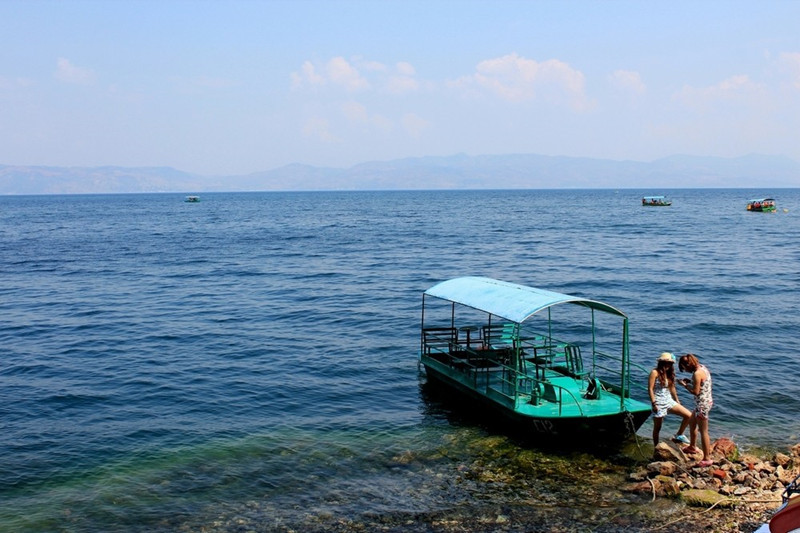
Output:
[{"xmin": 642, "ymin": 195, "xmax": 672, "ymax": 206}]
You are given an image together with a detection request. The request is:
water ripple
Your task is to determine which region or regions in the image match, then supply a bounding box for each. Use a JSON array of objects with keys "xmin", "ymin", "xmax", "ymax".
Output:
[{"xmin": 1, "ymin": 189, "xmax": 799, "ymax": 530}]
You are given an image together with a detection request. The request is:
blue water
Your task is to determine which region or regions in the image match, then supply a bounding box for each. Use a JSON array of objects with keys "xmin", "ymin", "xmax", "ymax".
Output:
[{"xmin": 1, "ymin": 189, "xmax": 798, "ymax": 531}]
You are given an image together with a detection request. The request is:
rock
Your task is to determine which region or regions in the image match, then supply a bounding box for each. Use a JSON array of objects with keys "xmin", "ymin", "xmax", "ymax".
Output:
[
  {"xmin": 628, "ymin": 469, "xmax": 648, "ymax": 482},
  {"xmin": 776, "ymin": 465, "xmax": 797, "ymax": 485},
  {"xmin": 712, "ymin": 437, "xmax": 738, "ymax": 460},
  {"xmin": 756, "ymin": 461, "xmax": 776, "ymax": 474},
  {"xmin": 719, "ymin": 485, "xmax": 735, "ymax": 496},
  {"xmin": 647, "ymin": 461, "xmax": 678, "ymax": 477},
  {"xmin": 740, "ymin": 454, "xmax": 760, "ymax": 466},
  {"xmin": 626, "ymin": 438, "xmax": 800, "ymax": 512},
  {"xmin": 791, "ymin": 443, "xmax": 800, "ymax": 458},
  {"xmin": 746, "ymin": 476, "xmax": 762, "ymax": 489},
  {"xmin": 681, "ymin": 488, "xmax": 736, "ymax": 508},
  {"xmin": 775, "ymin": 452, "xmax": 791, "ymax": 467},
  {"xmin": 653, "ymin": 441, "xmax": 687, "ymax": 462},
  {"xmin": 622, "ymin": 480, "xmax": 655, "ymax": 494},
  {"xmin": 655, "ymin": 475, "xmax": 681, "ymax": 497},
  {"xmin": 684, "ymin": 446, "xmax": 703, "ymax": 460}
]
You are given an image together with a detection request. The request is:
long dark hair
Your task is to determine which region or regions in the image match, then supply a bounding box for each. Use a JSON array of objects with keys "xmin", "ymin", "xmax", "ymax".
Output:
[
  {"xmin": 679, "ymin": 353, "xmax": 700, "ymax": 373},
  {"xmin": 657, "ymin": 360, "xmax": 675, "ymax": 386}
]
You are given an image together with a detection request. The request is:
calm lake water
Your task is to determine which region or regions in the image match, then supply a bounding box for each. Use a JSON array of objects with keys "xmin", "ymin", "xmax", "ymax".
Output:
[{"xmin": 1, "ymin": 189, "xmax": 798, "ymax": 531}]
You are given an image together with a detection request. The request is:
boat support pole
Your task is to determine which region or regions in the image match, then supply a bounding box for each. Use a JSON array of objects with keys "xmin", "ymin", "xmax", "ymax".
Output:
[
  {"xmin": 419, "ymin": 294, "xmax": 426, "ymax": 367},
  {"xmin": 620, "ymin": 318, "xmax": 629, "ymax": 410},
  {"xmin": 590, "ymin": 309, "xmax": 596, "ymax": 372}
]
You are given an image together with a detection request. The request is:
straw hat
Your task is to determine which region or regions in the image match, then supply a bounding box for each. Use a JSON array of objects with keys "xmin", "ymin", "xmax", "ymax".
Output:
[{"xmin": 658, "ymin": 352, "xmax": 675, "ymax": 363}]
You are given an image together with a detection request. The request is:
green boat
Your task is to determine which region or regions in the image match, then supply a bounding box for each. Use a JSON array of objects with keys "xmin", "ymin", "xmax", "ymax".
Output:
[
  {"xmin": 419, "ymin": 277, "xmax": 651, "ymax": 442},
  {"xmin": 746, "ymin": 198, "xmax": 776, "ymax": 212}
]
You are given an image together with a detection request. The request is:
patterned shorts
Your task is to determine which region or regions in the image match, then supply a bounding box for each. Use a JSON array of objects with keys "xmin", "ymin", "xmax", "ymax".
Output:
[
  {"xmin": 695, "ymin": 401, "xmax": 712, "ymax": 420},
  {"xmin": 653, "ymin": 396, "xmax": 677, "ymax": 418}
]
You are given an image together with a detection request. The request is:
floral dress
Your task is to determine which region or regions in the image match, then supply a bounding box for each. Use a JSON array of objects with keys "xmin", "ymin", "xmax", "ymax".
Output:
[
  {"xmin": 653, "ymin": 377, "xmax": 676, "ymax": 418},
  {"xmin": 694, "ymin": 365, "xmax": 713, "ymax": 419}
]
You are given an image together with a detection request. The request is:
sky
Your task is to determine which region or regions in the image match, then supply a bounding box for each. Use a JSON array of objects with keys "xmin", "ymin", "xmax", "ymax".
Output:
[{"xmin": 2, "ymin": 0, "xmax": 800, "ymax": 176}]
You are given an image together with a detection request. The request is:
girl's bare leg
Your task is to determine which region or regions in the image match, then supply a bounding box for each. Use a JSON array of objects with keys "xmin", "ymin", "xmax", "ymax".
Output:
[
  {"xmin": 698, "ymin": 417, "xmax": 711, "ymax": 460},
  {"xmin": 652, "ymin": 416, "xmax": 663, "ymax": 446},
  {"xmin": 670, "ymin": 404, "xmax": 692, "ymax": 436}
]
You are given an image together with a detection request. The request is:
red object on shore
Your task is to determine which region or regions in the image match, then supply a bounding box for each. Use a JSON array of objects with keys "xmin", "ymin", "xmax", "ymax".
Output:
[{"xmin": 770, "ymin": 495, "xmax": 800, "ymax": 533}]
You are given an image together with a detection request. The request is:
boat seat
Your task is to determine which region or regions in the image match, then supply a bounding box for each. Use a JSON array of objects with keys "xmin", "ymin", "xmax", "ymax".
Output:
[
  {"xmin": 564, "ymin": 344, "xmax": 590, "ymax": 378},
  {"xmin": 542, "ymin": 382, "xmax": 558, "ymax": 403},
  {"xmin": 422, "ymin": 327, "xmax": 457, "ymax": 353},
  {"xmin": 482, "ymin": 323, "xmax": 518, "ymax": 350}
]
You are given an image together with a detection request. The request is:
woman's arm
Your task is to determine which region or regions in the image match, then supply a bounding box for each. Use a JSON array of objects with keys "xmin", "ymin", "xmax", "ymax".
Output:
[
  {"xmin": 648, "ymin": 370, "xmax": 657, "ymax": 406},
  {"xmin": 669, "ymin": 382, "xmax": 680, "ymax": 402},
  {"xmin": 690, "ymin": 370, "xmax": 703, "ymax": 396}
]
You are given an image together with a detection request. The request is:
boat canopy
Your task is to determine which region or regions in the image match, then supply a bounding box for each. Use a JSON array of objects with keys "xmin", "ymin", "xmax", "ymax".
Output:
[
  {"xmin": 643, "ymin": 196, "xmax": 667, "ymax": 200},
  {"xmin": 749, "ymin": 198, "xmax": 774, "ymax": 202},
  {"xmin": 424, "ymin": 276, "xmax": 626, "ymax": 323}
]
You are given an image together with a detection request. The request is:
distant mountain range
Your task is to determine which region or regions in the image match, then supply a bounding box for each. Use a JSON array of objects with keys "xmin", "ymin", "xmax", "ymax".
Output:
[{"xmin": 1, "ymin": 153, "xmax": 798, "ymax": 194}]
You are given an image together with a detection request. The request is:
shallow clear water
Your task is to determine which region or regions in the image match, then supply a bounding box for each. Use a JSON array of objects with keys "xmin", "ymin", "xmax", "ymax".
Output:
[{"xmin": 1, "ymin": 189, "xmax": 798, "ymax": 531}]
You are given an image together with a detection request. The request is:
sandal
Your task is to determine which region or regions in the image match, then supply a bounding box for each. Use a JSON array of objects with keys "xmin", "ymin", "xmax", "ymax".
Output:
[
  {"xmin": 672, "ymin": 434, "xmax": 690, "ymax": 444},
  {"xmin": 697, "ymin": 459, "xmax": 714, "ymax": 467},
  {"xmin": 682, "ymin": 446, "xmax": 700, "ymax": 454}
]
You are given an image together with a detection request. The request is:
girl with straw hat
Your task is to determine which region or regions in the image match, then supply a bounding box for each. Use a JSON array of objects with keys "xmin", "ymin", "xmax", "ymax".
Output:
[{"xmin": 648, "ymin": 352, "xmax": 692, "ymax": 448}]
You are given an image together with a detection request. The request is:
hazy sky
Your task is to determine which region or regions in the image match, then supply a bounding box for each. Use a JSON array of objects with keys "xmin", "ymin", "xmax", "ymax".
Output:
[{"xmin": 2, "ymin": 0, "xmax": 800, "ymax": 176}]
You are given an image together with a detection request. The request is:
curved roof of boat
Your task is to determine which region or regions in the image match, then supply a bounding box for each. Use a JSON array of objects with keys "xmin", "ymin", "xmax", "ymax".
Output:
[
  {"xmin": 748, "ymin": 198, "xmax": 774, "ymax": 202},
  {"xmin": 424, "ymin": 276, "xmax": 627, "ymax": 323}
]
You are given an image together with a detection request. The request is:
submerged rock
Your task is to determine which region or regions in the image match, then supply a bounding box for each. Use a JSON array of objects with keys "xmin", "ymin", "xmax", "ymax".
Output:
[{"xmin": 682, "ymin": 488, "xmax": 737, "ymax": 508}]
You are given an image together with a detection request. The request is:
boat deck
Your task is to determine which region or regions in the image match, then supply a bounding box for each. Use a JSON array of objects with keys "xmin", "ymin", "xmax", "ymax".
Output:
[{"xmin": 425, "ymin": 345, "xmax": 634, "ymax": 419}]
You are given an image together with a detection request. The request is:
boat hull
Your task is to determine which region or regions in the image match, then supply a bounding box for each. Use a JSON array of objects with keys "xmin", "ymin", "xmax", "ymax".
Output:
[
  {"xmin": 768, "ymin": 495, "xmax": 800, "ymax": 533},
  {"xmin": 423, "ymin": 364, "xmax": 650, "ymax": 443}
]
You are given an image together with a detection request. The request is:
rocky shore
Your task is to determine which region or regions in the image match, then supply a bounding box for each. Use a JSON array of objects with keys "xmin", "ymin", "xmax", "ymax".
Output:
[{"xmin": 622, "ymin": 438, "xmax": 800, "ymax": 532}]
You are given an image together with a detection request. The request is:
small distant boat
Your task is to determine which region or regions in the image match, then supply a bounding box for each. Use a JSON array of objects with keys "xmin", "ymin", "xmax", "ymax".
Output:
[
  {"xmin": 746, "ymin": 198, "xmax": 776, "ymax": 212},
  {"xmin": 184, "ymin": 196, "xmax": 200, "ymax": 203},
  {"xmin": 642, "ymin": 196, "xmax": 672, "ymax": 206},
  {"xmin": 418, "ymin": 277, "xmax": 651, "ymax": 443}
]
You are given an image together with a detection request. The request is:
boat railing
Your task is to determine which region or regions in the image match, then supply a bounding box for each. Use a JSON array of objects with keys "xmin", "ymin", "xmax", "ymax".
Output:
[
  {"xmin": 420, "ymin": 328, "xmax": 494, "ymax": 386},
  {"xmin": 482, "ymin": 353, "xmax": 586, "ymax": 416},
  {"xmin": 421, "ymin": 327, "xmax": 458, "ymax": 354},
  {"xmin": 507, "ymin": 366, "xmax": 585, "ymax": 416},
  {"xmin": 517, "ymin": 334, "xmax": 644, "ymax": 400},
  {"xmin": 516, "ymin": 335, "xmax": 574, "ymax": 375},
  {"xmin": 420, "ymin": 331, "xmax": 585, "ymax": 415},
  {"xmin": 589, "ymin": 349, "xmax": 649, "ymax": 400}
]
